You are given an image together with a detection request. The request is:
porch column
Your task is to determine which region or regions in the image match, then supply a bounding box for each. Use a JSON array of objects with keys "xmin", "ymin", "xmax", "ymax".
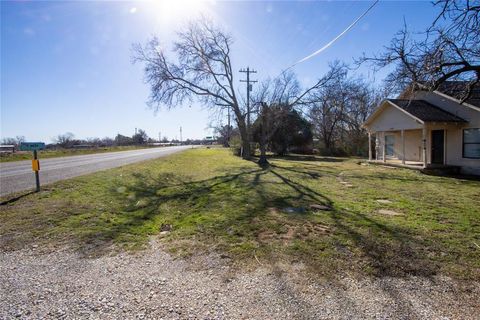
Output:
[
  {"xmin": 382, "ymin": 132, "xmax": 386, "ymax": 163},
  {"xmin": 368, "ymin": 132, "xmax": 372, "ymax": 161},
  {"xmin": 401, "ymin": 129, "xmax": 405, "ymax": 164},
  {"xmin": 422, "ymin": 126, "xmax": 427, "ymax": 168}
]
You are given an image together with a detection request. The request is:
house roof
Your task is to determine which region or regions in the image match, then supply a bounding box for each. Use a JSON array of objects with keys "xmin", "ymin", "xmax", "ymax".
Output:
[
  {"xmin": 388, "ymin": 99, "xmax": 467, "ymax": 123},
  {"xmin": 436, "ymin": 81, "xmax": 480, "ymax": 108}
]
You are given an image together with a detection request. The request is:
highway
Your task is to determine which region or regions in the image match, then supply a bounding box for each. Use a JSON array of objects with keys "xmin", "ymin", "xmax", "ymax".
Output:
[{"xmin": 0, "ymin": 146, "xmax": 192, "ymax": 196}]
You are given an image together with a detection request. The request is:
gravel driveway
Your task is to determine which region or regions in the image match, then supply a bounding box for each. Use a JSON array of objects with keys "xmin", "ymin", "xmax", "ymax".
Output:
[{"xmin": 1, "ymin": 239, "xmax": 479, "ymax": 319}]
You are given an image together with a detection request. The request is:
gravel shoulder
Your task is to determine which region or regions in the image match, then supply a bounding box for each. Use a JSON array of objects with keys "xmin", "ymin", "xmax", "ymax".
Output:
[{"xmin": 1, "ymin": 239, "xmax": 479, "ymax": 320}]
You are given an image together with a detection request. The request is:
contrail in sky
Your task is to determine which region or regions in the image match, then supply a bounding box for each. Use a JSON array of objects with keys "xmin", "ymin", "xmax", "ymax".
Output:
[{"xmin": 287, "ymin": 0, "xmax": 380, "ymax": 70}]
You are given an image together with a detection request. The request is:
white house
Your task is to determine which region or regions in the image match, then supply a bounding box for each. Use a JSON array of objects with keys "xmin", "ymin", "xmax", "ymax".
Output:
[{"xmin": 363, "ymin": 82, "xmax": 480, "ymax": 175}]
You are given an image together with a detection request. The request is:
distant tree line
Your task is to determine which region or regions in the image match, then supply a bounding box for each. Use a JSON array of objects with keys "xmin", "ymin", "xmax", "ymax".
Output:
[{"xmin": 1, "ymin": 129, "xmax": 209, "ymax": 150}]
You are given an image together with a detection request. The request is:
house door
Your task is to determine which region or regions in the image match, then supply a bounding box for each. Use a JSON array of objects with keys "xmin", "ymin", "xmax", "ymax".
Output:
[{"xmin": 431, "ymin": 130, "xmax": 444, "ymax": 164}]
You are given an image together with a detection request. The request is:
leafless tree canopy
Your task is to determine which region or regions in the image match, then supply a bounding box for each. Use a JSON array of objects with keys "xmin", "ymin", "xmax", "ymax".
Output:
[
  {"xmin": 134, "ymin": 19, "xmax": 344, "ymax": 160},
  {"xmin": 360, "ymin": 0, "xmax": 480, "ymax": 100},
  {"xmin": 1, "ymin": 136, "xmax": 25, "ymax": 147},
  {"xmin": 307, "ymin": 63, "xmax": 380, "ymax": 155},
  {"xmin": 54, "ymin": 132, "xmax": 75, "ymax": 148},
  {"xmin": 132, "ymin": 19, "xmax": 257, "ymax": 157}
]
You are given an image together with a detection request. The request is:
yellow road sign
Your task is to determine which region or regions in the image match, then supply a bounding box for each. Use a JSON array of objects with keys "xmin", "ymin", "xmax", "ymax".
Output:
[{"xmin": 32, "ymin": 159, "xmax": 40, "ymax": 171}]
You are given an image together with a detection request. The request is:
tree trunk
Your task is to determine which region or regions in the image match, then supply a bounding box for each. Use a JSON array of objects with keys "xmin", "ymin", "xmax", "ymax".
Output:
[
  {"xmin": 258, "ymin": 103, "xmax": 269, "ymax": 166},
  {"xmin": 238, "ymin": 122, "xmax": 251, "ymax": 160}
]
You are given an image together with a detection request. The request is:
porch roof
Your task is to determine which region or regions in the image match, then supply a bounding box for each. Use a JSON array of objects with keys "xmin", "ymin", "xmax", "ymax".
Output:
[{"xmin": 388, "ymin": 99, "xmax": 468, "ymax": 123}]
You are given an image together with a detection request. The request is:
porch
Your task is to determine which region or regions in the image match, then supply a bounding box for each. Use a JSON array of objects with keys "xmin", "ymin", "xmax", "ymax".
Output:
[
  {"xmin": 368, "ymin": 128, "xmax": 429, "ymax": 168},
  {"xmin": 367, "ymin": 125, "xmax": 458, "ymax": 170}
]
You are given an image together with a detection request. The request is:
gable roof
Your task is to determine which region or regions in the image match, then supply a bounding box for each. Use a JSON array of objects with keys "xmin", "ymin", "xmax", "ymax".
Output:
[
  {"xmin": 436, "ymin": 81, "xmax": 480, "ymax": 108},
  {"xmin": 388, "ymin": 99, "xmax": 467, "ymax": 123}
]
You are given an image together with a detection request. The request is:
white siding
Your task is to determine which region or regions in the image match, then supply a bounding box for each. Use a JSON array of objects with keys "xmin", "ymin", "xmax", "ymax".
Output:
[
  {"xmin": 416, "ymin": 92, "xmax": 480, "ymax": 175},
  {"xmin": 367, "ymin": 103, "xmax": 423, "ymax": 132}
]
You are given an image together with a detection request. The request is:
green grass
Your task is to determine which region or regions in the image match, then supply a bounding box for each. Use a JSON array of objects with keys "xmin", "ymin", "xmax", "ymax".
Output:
[
  {"xmin": 0, "ymin": 145, "xmax": 157, "ymax": 162},
  {"xmin": 1, "ymin": 148, "xmax": 479, "ymax": 279}
]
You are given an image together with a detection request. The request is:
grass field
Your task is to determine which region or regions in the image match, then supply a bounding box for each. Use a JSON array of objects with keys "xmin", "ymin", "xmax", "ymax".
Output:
[
  {"xmin": 1, "ymin": 148, "xmax": 479, "ymax": 279},
  {"xmin": 0, "ymin": 145, "xmax": 157, "ymax": 162}
]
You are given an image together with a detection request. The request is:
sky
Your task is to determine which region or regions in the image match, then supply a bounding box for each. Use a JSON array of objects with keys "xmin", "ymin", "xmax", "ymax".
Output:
[{"xmin": 1, "ymin": 0, "xmax": 438, "ymax": 143}]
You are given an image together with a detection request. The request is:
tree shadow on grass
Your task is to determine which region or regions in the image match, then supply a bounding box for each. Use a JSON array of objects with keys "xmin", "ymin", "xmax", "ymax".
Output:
[
  {"xmin": 0, "ymin": 191, "xmax": 36, "ymax": 206},
  {"xmin": 264, "ymin": 154, "xmax": 348, "ymax": 163},
  {"xmin": 75, "ymin": 162, "xmax": 441, "ymax": 278},
  {"xmin": 263, "ymin": 165, "xmax": 438, "ymax": 278}
]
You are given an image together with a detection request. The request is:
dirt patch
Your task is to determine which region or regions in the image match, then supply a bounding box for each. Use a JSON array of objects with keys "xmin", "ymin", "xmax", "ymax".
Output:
[
  {"xmin": 378, "ymin": 209, "xmax": 404, "ymax": 216},
  {"xmin": 376, "ymin": 199, "xmax": 393, "ymax": 204}
]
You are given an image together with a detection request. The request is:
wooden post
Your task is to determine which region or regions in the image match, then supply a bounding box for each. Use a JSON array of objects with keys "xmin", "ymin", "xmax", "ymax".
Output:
[
  {"xmin": 401, "ymin": 130, "xmax": 405, "ymax": 165},
  {"xmin": 368, "ymin": 132, "xmax": 372, "ymax": 161},
  {"xmin": 382, "ymin": 132, "xmax": 386, "ymax": 162},
  {"xmin": 33, "ymin": 150, "xmax": 40, "ymax": 192},
  {"xmin": 422, "ymin": 126, "xmax": 427, "ymax": 168}
]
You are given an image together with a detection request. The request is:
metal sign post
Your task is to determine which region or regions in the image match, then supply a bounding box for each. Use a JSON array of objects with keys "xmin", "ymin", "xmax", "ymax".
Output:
[{"xmin": 19, "ymin": 142, "xmax": 45, "ymax": 192}]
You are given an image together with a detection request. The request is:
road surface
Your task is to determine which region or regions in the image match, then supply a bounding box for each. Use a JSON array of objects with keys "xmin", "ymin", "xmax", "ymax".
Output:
[{"xmin": 0, "ymin": 146, "xmax": 192, "ymax": 196}]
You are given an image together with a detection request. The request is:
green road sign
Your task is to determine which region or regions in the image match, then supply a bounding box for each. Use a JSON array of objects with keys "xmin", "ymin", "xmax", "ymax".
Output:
[{"xmin": 19, "ymin": 142, "xmax": 45, "ymax": 151}]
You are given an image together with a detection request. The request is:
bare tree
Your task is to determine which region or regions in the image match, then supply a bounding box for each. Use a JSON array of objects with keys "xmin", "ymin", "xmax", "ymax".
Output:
[
  {"xmin": 54, "ymin": 132, "xmax": 75, "ymax": 148},
  {"xmin": 252, "ymin": 71, "xmax": 301, "ymax": 165},
  {"xmin": 307, "ymin": 63, "xmax": 380, "ymax": 155},
  {"xmin": 251, "ymin": 69, "xmax": 344, "ymax": 164},
  {"xmin": 359, "ymin": 0, "xmax": 480, "ymax": 100},
  {"xmin": 1, "ymin": 136, "xmax": 25, "ymax": 146},
  {"xmin": 134, "ymin": 19, "xmax": 334, "ymax": 160},
  {"xmin": 306, "ymin": 63, "xmax": 349, "ymax": 153},
  {"xmin": 132, "ymin": 19, "xmax": 256, "ymax": 157}
]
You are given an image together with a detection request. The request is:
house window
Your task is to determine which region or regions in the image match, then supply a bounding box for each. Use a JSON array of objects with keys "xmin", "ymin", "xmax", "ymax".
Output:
[
  {"xmin": 385, "ymin": 135, "xmax": 395, "ymax": 157},
  {"xmin": 463, "ymin": 128, "xmax": 480, "ymax": 159}
]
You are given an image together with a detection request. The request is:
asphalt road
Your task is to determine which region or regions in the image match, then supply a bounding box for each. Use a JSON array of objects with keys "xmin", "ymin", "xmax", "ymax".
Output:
[{"xmin": 0, "ymin": 146, "xmax": 192, "ymax": 196}]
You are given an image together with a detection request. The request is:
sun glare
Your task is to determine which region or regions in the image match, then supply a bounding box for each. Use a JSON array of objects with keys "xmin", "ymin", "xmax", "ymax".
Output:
[{"xmin": 144, "ymin": 0, "xmax": 210, "ymax": 26}]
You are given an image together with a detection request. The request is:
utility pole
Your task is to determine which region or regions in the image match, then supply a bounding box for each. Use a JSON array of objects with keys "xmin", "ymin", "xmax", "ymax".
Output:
[
  {"xmin": 179, "ymin": 126, "xmax": 183, "ymax": 144},
  {"xmin": 239, "ymin": 67, "xmax": 257, "ymax": 141},
  {"xmin": 159, "ymin": 131, "xmax": 161, "ymax": 142}
]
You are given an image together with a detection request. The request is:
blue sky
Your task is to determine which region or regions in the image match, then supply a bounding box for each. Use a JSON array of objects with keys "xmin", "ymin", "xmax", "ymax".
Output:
[{"xmin": 1, "ymin": 0, "xmax": 437, "ymax": 142}]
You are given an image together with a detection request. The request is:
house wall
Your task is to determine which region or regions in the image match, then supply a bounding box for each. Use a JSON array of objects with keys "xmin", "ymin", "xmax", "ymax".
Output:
[
  {"xmin": 414, "ymin": 92, "xmax": 480, "ymax": 175},
  {"xmin": 366, "ymin": 103, "xmax": 423, "ymax": 132},
  {"xmin": 423, "ymin": 124, "xmax": 480, "ymax": 175}
]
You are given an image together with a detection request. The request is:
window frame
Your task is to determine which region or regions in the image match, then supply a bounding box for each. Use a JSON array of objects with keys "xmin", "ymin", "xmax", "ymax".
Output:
[{"xmin": 462, "ymin": 128, "xmax": 480, "ymax": 159}]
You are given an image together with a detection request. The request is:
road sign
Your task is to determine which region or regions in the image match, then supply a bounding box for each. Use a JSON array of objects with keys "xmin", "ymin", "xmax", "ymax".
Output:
[
  {"xmin": 32, "ymin": 159, "xmax": 40, "ymax": 171},
  {"xmin": 19, "ymin": 142, "xmax": 45, "ymax": 151},
  {"xmin": 19, "ymin": 142, "xmax": 44, "ymax": 192}
]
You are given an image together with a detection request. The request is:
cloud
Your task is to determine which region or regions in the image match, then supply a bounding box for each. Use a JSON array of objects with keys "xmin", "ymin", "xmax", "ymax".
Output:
[{"xmin": 129, "ymin": 7, "xmax": 137, "ymax": 14}]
